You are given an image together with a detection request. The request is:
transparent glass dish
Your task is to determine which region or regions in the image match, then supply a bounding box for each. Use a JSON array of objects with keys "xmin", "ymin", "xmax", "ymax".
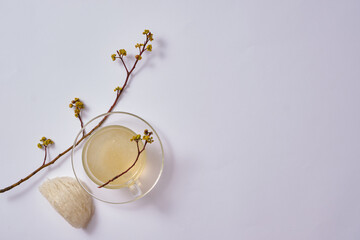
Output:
[{"xmin": 71, "ymin": 112, "xmax": 164, "ymax": 204}]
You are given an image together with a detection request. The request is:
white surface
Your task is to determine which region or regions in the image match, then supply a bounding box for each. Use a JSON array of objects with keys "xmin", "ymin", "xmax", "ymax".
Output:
[{"xmin": 1, "ymin": 0, "xmax": 360, "ymax": 239}]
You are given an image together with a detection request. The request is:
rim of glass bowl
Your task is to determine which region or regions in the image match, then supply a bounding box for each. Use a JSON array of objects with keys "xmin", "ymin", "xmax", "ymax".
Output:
[{"xmin": 71, "ymin": 111, "xmax": 164, "ymax": 204}]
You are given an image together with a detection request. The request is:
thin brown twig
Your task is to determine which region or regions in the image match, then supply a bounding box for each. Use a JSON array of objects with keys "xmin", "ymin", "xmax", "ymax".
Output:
[
  {"xmin": 78, "ymin": 114, "xmax": 86, "ymax": 137},
  {"xmin": 98, "ymin": 141, "xmax": 147, "ymax": 188},
  {"xmin": 42, "ymin": 147, "xmax": 47, "ymax": 166},
  {"xmin": 0, "ymin": 32, "xmax": 153, "ymax": 194},
  {"xmin": 118, "ymin": 55, "xmax": 129, "ymax": 73}
]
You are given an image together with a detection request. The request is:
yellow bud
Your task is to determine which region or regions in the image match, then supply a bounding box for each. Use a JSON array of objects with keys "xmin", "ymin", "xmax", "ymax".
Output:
[
  {"xmin": 149, "ymin": 33, "xmax": 154, "ymax": 41},
  {"xmin": 119, "ymin": 49, "xmax": 127, "ymax": 56},
  {"xmin": 69, "ymin": 104, "xmax": 73, "ymax": 108},
  {"xmin": 146, "ymin": 44, "xmax": 152, "ymax": 52},
  {"xmin": 135, "ymin": 55, "xmax": 142, "ymax": 60},
  {"xmin": 111, "ymin": 54, "xmax": 116, "ymax": 61},
  {"xmin": 114, "ymin": 86, "xmax": 122, "ymax": 92},
  {"xmin": 143, "ymin": 29, "xmax": 150, "ymax": 35},
  {"xmin": 37, "ymin": 143, "xmax": 43, "ymax": 149},
  {"xmin": 75, "ymin": 101, "xmax": 84, "ymax": 108}
]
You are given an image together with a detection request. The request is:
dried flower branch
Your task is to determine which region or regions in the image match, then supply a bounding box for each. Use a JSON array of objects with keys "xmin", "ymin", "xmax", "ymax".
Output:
[
  {"xmin": 98, "ymin": 129, "xmax": 154, "ymax": 188},
  {"xmin": 69, "ymin": 98, "xmax": 86, "ymax": 136},
  {"xmin": 0, "ymin": 30, "xmax": 154, "ymax": 193},
  {"xmin": 37, "ymin": 137, "xmax": 54, "ymax": 165}
]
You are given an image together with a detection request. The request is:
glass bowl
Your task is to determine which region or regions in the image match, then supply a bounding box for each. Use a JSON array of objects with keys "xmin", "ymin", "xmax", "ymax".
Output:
[{"xmin": 71, "ymin": 112, "xmax": 164, "ymax": 204}]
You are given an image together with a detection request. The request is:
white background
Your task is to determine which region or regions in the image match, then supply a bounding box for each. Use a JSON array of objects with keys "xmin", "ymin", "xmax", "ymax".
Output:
[{"xmin": 0, "ymin": 0, "xmax": 360, "ymax": 239}]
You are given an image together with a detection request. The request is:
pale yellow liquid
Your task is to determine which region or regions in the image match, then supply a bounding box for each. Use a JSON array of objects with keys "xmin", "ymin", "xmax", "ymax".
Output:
[{"xmin": 82, "ymin": 125, "xmax": 146, "ymax": 189}]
